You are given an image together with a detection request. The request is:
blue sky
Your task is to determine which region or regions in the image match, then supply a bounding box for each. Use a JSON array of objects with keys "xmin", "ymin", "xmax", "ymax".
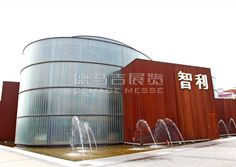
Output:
[{"xmin": 0, "ymin": 0, "xmax": 236, "ymax": 90}]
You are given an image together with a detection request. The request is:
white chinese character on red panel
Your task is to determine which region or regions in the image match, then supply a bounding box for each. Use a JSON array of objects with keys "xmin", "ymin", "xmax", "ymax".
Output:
[
  {"xmin": 195, "ymin": 74, "xmax": 208, "ymax": 90},
  {"xmin": 147, "ymin": 73, "xmax": 163, "ymax": 85},
  {"xmin": 129, "ymin": 73, "xmax": 145, "ymax": 85},
  {"xmin": 178, "ymin": 71, "xmax": 192, "ymax": 90}
]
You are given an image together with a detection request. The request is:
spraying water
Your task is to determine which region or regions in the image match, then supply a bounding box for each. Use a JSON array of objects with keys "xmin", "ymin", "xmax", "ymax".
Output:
[
  {"xmin": 71, "ymin": 116, "xmax": 97, "ymax": 155},
  {"xmin": 229, "ymin": 118, "xmax": 236, "ymax": 134},
  {"xmin": 164, "ymin": 118, "xmax": 184, "ymax": 143},
  {"xmin": 134, "ymin": 119, "xmax": 157, "ymax": 145},
  {"xmin": 218, "ymin": 119, "xmax": 229, "ymax": 136}
]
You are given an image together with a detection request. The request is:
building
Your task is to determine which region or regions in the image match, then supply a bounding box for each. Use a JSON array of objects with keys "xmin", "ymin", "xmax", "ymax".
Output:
[
  {"xmin": 0, "ymin": 81, "xmax": 19, "ymax": 141},
  {"xmin": 15, "ymin": 36, "xmax": 150, "ymax": 145},
  {"xmin": 217, "ymin": 88, "xmax": 236, "ymax": 99},
  {"xmin": 14, "ymin": 35, "xmax": 236, "ymax": 146}
]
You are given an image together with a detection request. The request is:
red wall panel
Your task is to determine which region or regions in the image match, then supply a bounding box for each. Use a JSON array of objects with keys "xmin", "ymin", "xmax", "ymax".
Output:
[
  {"xmin": 0, "ymin": 81, "xmax": 19, "ymax": 141},
  {"xmin": 215, "ymin": 99, "xmax": 236, "ymax": 134},
  {"xmin": 122, "ymin": 59, "xmax": 219, "ymax": 144}
]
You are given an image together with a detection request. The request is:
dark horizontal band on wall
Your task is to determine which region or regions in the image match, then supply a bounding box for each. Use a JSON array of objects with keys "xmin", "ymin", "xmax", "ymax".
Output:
[
  {"xmin": 21, "ymin": 60, "xmax": 123, "ymax": 74},
  {"xmin": 19, "ymin": 86, "xmax": 122, "ymax": 94},
  {"xmin": 17, "ymin": 114, "xmax": 123, "ymax": 119}
]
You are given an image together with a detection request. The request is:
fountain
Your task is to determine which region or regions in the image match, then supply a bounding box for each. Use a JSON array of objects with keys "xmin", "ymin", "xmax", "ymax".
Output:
[
  {"xmin": 154, "ymin": 118, "xmax": 184, "ymax": 145},
  {"xmin": 71, "ymin": 116, "xmax": 97, "ymax": 155},
  {"xmin": 17, "ymin": 118, "xmax": 185, "ymax": 161},
  {"xmin": 229, "ymin": 118, "xmax": 236, "ymax": 134},
  {"xmin": 154, "ymin": 119, "xmax": 172, "ymax": 144},
  {"xmin": 132, "ymin": 119, "xmax": 157, "ymax": 146},
  {"xmin": 164, "ymin": 118, "xmax": 184, "ymax": 144},
  {"xmin": 132, "ymin": 118, "xmax": 184, "ymax": 146},
  {"xmin": 218, "ymin": 119, "xmax": 229, "ymax": 136}
]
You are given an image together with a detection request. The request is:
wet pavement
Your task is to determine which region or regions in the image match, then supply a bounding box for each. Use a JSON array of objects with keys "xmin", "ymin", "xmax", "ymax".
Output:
[
  {"xmin": 17, "ymin": 144, "xmax": 162, "ymax": 161},
  {"xmin": 1, "ymin": 137, "xmax": 236, "ymax": 167}
]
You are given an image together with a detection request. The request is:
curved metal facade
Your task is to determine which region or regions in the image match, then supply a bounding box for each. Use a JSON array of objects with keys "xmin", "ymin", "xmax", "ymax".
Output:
[{"xmin": 15, "ymin": 36, "xmax": 149, "ymax": 145}]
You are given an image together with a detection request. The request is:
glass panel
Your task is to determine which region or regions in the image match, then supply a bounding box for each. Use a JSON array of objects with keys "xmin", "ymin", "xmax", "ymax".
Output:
[
  {"xmin": 15, "ymin": 116, "xmax": 123, "ymax": 145},
  {"xmin": 22, "ymin": 38, "xmax": 148, "ymax": 68},
  {"xmin": 20, "ymin": 62, "xmax": 121, "ymax": 92},
  {"xmin": 17, "ymin": 88, "xmax": 122, "ymax": 117}
]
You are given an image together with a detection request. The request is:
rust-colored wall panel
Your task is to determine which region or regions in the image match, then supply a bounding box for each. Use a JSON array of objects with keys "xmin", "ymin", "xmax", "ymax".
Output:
[
  {"xmin": 122, "ymin": 59, "xmax": 219, "ymax": 144},
  {"xmin": 207, "ymin": 113, "xmax": 219, "ymax": 139},
  {"xmin": 215, "ymin": 99, "xmax": 236, "ymax": 135},
  {"xmin": 0, "ymin": 82, "xmax": 20, "ymax": 141}
]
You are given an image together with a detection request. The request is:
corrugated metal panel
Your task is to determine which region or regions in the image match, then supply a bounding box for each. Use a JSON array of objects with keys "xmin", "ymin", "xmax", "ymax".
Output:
[
  {"xmin": 122, "ymin": 59, "xmax": 219, "ymax": 144},
  {"xmin": 0, "ymin": 82, "xmax": 19, "ymax": 141},
  {"xmin": 215, "ymin": 99, "xmax": 236, "ymax": 135}
]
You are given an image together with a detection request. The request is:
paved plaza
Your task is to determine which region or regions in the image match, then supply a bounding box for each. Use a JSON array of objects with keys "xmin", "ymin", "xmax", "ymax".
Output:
[{"xmin": 1, "ymin": 137, "xmax": 236, "ymax": 167}]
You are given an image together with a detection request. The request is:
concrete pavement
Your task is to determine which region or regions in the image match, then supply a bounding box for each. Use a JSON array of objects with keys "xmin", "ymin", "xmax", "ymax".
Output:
[{"xmin": 1, "ymin": 137, "xmax": 236, "ymax": 167}]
